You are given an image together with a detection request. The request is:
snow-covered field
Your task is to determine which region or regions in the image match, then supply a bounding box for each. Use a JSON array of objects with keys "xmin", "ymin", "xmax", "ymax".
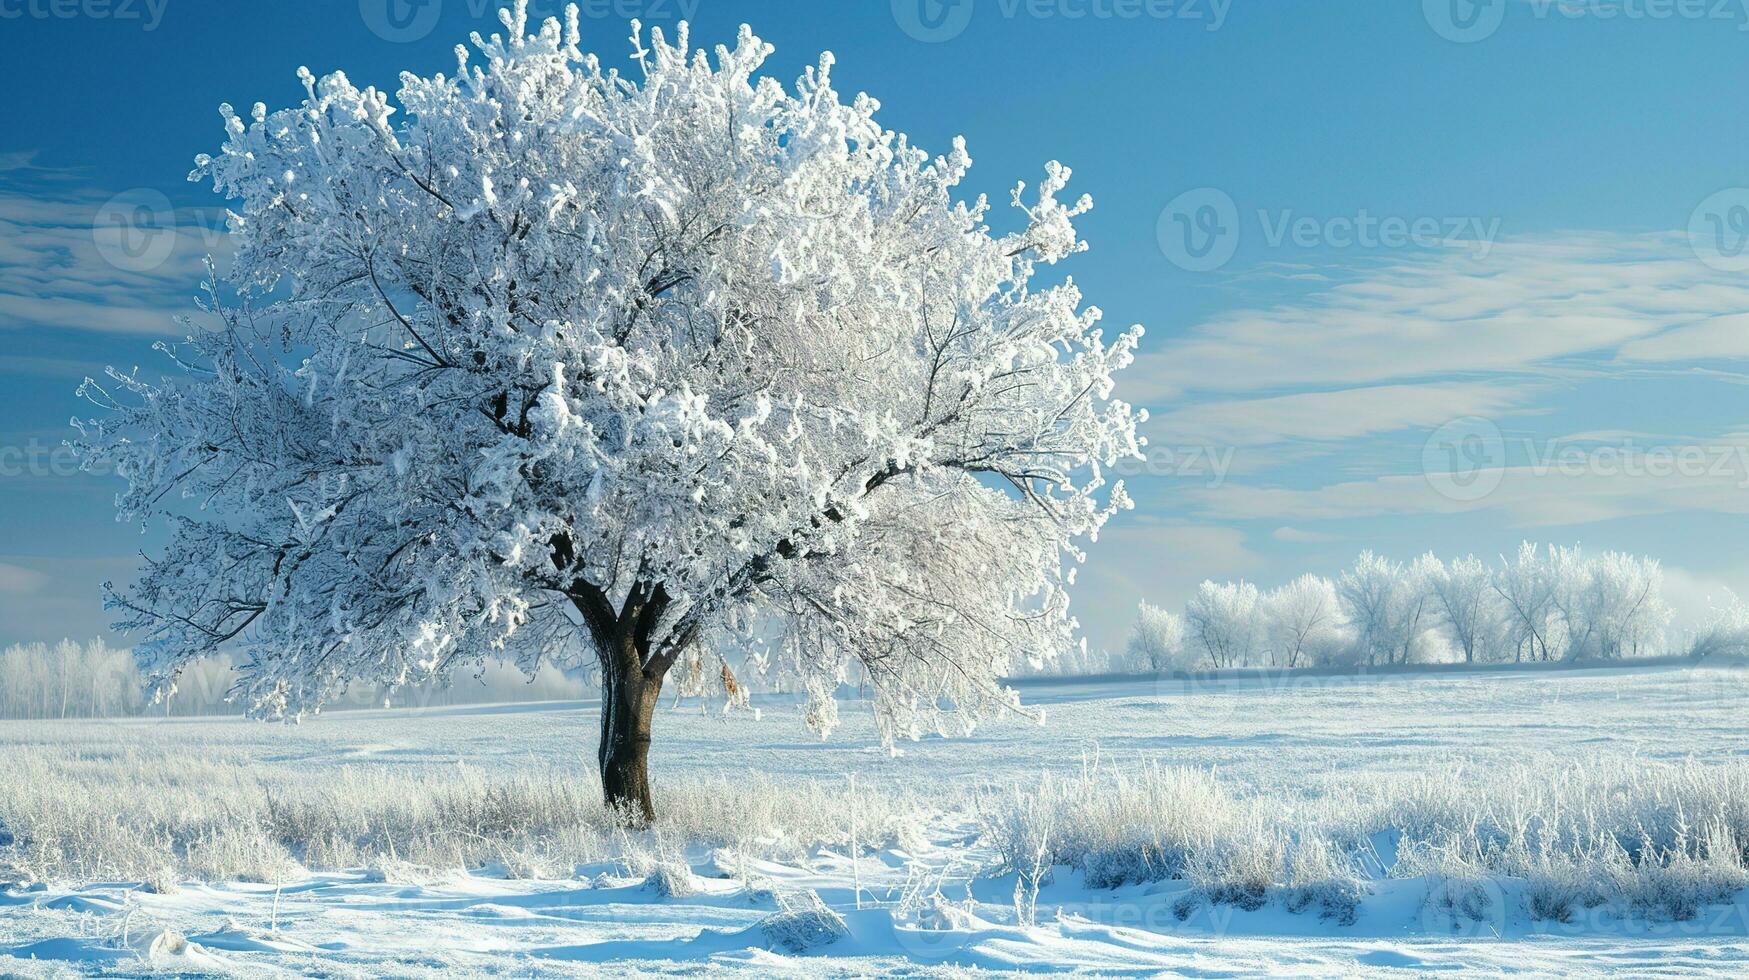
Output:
[{"xmin": 3, "ymin": 663, "xmax": 1748, "ymax": 976}]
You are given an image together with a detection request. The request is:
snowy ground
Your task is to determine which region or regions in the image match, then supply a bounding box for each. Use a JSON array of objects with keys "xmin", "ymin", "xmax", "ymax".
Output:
[{"xmin": 3, "ymin": 663, "xmax": 1748, "ymax": 976}]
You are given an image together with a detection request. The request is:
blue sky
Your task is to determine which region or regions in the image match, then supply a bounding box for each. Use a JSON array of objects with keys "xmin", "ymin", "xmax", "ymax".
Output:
[{"xmin": 2, "ymin": 0, "xmax": 1747, "ymax": 655}]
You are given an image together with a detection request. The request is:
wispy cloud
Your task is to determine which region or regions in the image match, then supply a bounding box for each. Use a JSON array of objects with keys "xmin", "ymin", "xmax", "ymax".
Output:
[
  {"xmin": 1190, "ymin": 443, "xmax": 1749, "ymax": 527},
  {"xmin": 0, "ymin": 175, "xmax": 228, "ymax": 338},
  {"xmin": 1272, "ymin": 526, "xmax": 1338, "ymax": 544},
  {"xmin": 1137, "ymin": 232, "xmax": 1749, "ymax": 397},
  {"xmin": 1615, "ymin": 312, "xmax": 1749, "ymax": 363},
  {"xmin": 1148, "ymin": 381, "xmax": 1544, "ymax": 448},
  {"xmin": 0, "ymin": 151, "xmax": 42, "ymax": 174},
  {"xmin": 0, "ymin": 561, "xmax": 48, "ymax": 596},
  {"xmin": 1125, "ymin": 230, "xmax": 1749, "ymax": 537}
]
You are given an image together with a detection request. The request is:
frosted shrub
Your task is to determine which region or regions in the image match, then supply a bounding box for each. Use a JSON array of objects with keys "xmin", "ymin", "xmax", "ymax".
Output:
[
  {"xmin": 4, "ymin": 733, "xmax": 1744, "ymax": 932},
  {"xmin": 981, "ymin": 758, "xmax": 1749, "ymax": 923},
  {"xmin": 980, "ymin": 761, "xmax": 1326, "ymax": 911},
  {"xmin": 760, "ymin": 891, "xmax": 849, "ymax": 953},
  {"xmin": 1184, "ymin": 813, "xmax": 1283, "ymax": 911},
  {"xmin": 1691, "ymin": 597, "xmax": 1749, "ymax": 660},
  {"xmin": 1283, "ymin": 834, "xmax": 1366, "ymax": 924},
  {"xmin": 0, "ymin": 747, "xmax": 916, "ymax": 886},
  {"xmin": 1390, "ymin": 761, "xmax": 1749, "ymax": 924}
]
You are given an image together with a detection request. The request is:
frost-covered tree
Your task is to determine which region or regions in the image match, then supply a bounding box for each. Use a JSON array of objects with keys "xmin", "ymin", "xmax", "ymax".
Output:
[
  {"xmin": 1556, "ymin": 549, "xmax": 1670, "ymax": 660},
  {"xmin": 0, "ymin": 640, "xmax": 143, "ymax": 720},
  {"xmin": 1590, "ymin": 552, "xmax": 1671, "ymax": 658},
  {"xmin": 1125, "ymin": 601, "xmax": 1187, "ymax": 672},
  {"xmin": 1184, "ymin": 580, "xmax": 1259, "ymax": 669},
  {"xmin": 1690, "ymin": 594, "xmax": 1749, "ymax": 660},
  {"xmin": 73, "ymin": 6, "xmax": 1143, "ymax": 820},
  {"xmin": 1424, "ymin": 554, "xmax": 1501, "ymax": 664},
  {"xmin": 1335, "ymin": 552, "xmax": 1433, "ymax": 666},
  {"xmin": 1492, "ymin": 543, "xmax": 1558, "ymax": 662},
  {"xmin": 1546, "ymin": 544, "xmax": 1598, "ymax": 659},
  {"xmin": 1336, "ymin": 553, "xmax": 1394, "ymax": 666},
  {"xmin": 1260, "ymin": 574, "xmax": 1343, "ymax": 669}
]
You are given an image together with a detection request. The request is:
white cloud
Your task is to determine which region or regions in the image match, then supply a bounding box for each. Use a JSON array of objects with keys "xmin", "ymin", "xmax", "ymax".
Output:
[
  {"xmin": 0, "ymin": 181, "xmax": 229, "ymax": 337},
  {"xmin": 0, "ymin": 151, "xmax": 41, "ymax": 173},
  {"xmin": 1616, "ymin": 313, "xmax": 1749, "ymax": 364},
  {"xmin": 1120, "ymin": 230, "xmax": 1749, "ymax": 543},
  {"xmin": 0, "ymin": 562, "xmax": 48, "ymax": 595},
  {"xmin": 0, "ymin": 555, "xmax": 135, "ymax": 647},
  {"xmin": 1135, "ymin": 232, "xmax": 1749, "ymax": 397},
  {"xmin": 1272, "ymin": 526, "xmax": 1337, "ymax": 544},
  {"xmin": 1190, "ymin": 448, "xmax": 1749, "ymax": 528},
  {"xmin": 1148, "ymin": 381, "xmax": 1542, "ymax": 448}
]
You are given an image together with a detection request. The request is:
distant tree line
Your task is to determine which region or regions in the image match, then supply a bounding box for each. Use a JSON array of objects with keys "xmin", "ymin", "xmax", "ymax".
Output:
[
  {"xmin": 0, "ymin": 640, "xmax": 588, "ymax": 720},
  {"xmin": 1109, "ymin": 543, "xmax": 1748, "ymax": 674}
]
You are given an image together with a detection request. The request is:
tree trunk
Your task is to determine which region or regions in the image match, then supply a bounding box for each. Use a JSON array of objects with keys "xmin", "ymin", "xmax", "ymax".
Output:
[
  {"xmin": 559, "ymin": 562, "xmax": 695, "ymax": 827},
  {"xmin": 598, "ymin": 644, "xmax": 663, "ymax": 825}
]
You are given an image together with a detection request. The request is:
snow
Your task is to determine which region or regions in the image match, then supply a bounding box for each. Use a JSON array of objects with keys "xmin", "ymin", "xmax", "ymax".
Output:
[{"xmin": 3, "ymin": 663, "xmax": 1748, "ymax": 976}]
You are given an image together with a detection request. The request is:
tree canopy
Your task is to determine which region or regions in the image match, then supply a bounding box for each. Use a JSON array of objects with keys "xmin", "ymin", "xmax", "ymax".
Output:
[{"xmin": 75, "ymin": 4, "xmax": 1144, "ymax": 807}]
